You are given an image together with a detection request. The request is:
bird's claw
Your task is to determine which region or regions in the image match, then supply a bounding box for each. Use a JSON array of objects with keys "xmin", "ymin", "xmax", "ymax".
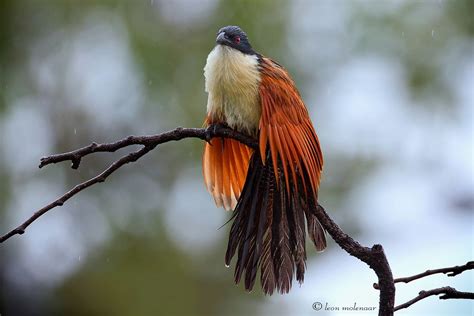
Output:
[
  {"xmin": 205, "ymin": 123, "xmax": 228, "ymax": 143},
  {"xmin": 205, "ymin": 125, "xmax": 217, "ymax": 143}
]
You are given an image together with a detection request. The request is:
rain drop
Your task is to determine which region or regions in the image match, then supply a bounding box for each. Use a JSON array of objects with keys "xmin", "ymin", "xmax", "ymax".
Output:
[
  {"xmin": 431, "ymin": 30, "xmax": 435, "ymax": 38},
  {"xmin": 74, "ymin": 128, "xmax": 77, "ymax": 135}
]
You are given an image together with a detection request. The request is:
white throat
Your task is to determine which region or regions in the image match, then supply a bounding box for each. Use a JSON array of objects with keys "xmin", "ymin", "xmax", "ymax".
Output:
[{"xmin": 204, "ymin": 45, "xmax": 261, "ymax": 135}]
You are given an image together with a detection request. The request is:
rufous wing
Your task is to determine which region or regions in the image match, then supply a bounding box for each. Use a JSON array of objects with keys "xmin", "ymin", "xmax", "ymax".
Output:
[
  {"xmin": 203, "ymin": 129, "xmax": 253, "ymax": 211},
  {"xmin": 258, "ymin": 57, "xmax": 323, "ymax": 198}
]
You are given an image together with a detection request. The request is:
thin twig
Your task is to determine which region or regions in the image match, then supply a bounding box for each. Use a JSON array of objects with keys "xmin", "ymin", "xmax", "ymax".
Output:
[
  {"xmin": 1, "ymin": 126, "xmax": 255, "ymax": 243},
  {"xmin": 394, "ymin": 286, "xmax": 474, "ymax": 311},
  {"xmin": 374, "ymin": 261, "xmax": 474, "ymax": 289},
  {"xmin": 38, "ymin": 126, "xmax": 257, "ymax": 169},
  {"xmin": 0, "ymin": 145, "xmax": 155, "ymax": 243}
]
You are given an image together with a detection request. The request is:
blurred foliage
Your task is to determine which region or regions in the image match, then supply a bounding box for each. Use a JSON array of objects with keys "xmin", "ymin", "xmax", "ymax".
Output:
[{"xmin": 54, "ymin": 229, "xmax": 242, "ymax": 316}]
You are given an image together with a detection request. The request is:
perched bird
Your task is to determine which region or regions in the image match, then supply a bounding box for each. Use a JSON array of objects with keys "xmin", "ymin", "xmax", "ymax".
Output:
[{"xmin": 202, "ymin": 25, "xmax": 326, "ymax": 295}]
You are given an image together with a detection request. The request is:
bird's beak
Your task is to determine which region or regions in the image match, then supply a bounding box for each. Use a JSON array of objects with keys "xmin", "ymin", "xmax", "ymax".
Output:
[{"xmin": 216, "ymin": 31, "xmax": 230, "ymax": 45}]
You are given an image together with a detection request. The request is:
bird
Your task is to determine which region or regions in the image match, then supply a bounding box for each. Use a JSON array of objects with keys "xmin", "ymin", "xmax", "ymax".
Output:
[{"xmin": 202, "ymin": 25, "xmax": 326, "ymax": 295}]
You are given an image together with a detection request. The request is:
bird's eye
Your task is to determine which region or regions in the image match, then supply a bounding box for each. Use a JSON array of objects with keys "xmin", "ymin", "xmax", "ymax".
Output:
[{"xmin": 234, "ymin": 36, "xmax": 241, "ymax": 44}]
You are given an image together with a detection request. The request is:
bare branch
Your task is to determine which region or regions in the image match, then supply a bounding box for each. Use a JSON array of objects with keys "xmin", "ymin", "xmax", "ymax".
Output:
[
  {"xmin": 38, "ymin": 126, "xmax": 257, "ymax": 169},
  {"xmin": 374, "ymin": 261, "xmax": 474, "ymax": 289},
  {"xmin": 0, "ymin": 145, "xmax": 154, "ymax": 243},
  {"xmin": 312, "ymin": 204, "xmax": 395, "ymax": 315},
  {"xmin": 1, "ymin": 126, "xmax": 255, "ymax": 243},
  {"xmin": 394, "ymin": 286, "xmax": 474, "ymax": 312},
  {"xmin": 0, "ymin": 124, "xmax": 416, "ymax": 315}
]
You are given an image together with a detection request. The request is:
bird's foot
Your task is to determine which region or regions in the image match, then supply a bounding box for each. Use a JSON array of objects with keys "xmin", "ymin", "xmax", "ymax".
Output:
[{"xmin": 205, "ymin": 123, "xmax": 229, "ymax": 143}]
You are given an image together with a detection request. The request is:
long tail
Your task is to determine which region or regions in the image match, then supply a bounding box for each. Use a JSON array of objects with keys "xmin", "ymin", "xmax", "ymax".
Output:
[{"xmin": 225, "ymin": 150, "xmax": 326, "ymax": 295}]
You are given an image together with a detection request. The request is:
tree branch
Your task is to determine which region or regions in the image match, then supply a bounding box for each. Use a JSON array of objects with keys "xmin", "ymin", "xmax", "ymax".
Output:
[
  {"xmin": 0, "ymin": 125, "xmax": 403, "ymax": 315},
  {"xmin": 38, "ymin": 126, "xmax": 257, "ymax": 169},
  {"xmin": 374, "ymin": 261, "xmax": 474, "ymax": 289},
  {"xmin": 394, "ymin": 286, "xmax": 474, "ymax": 311},
  {"xmin": 312, "ymin": 204, "xmax": 395, "ymax": 315},
  {"xmin": 0, "ymin": 145, "xmax": 155, "ymax": 243},
  {"xmin": 1, "ymin": 126, "xmax": 255, "ymax": 243}
]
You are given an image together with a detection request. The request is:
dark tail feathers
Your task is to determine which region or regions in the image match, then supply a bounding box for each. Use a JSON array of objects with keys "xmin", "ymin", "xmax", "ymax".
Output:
[{"xmin": 225, "ymin": 150, "xmax": 326, "ymax": 295}]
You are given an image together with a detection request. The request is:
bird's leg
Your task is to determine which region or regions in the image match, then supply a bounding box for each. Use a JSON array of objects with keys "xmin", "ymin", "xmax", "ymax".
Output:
[{"xmin": 205, "ymin": 122, "xmax": 229, "ymax": 143}]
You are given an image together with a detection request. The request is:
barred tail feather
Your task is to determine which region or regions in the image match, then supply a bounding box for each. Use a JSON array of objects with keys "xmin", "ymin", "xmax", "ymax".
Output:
[{"xmin": 225, "ymin": 149, "xmax": 327, "ymax": 295}]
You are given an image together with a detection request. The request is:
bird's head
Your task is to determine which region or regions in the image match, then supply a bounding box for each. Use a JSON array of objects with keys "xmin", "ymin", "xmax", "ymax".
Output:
[{"xmin": 215, "ymin": 26, "xmax": 256, "ymax": 55}]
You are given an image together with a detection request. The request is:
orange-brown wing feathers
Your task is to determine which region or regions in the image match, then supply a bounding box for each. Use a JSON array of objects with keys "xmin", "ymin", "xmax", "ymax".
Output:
[
  {"xmin": 202, "ymin": 117, "xmax": 253, "ymax": 210},
  {"xmin": 203, "ymin": 57, "xmax": 322, "ymax": 206},
  {"xmin": 258, "ymin": 57, "xmax": 323, "ymax": 198}
]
